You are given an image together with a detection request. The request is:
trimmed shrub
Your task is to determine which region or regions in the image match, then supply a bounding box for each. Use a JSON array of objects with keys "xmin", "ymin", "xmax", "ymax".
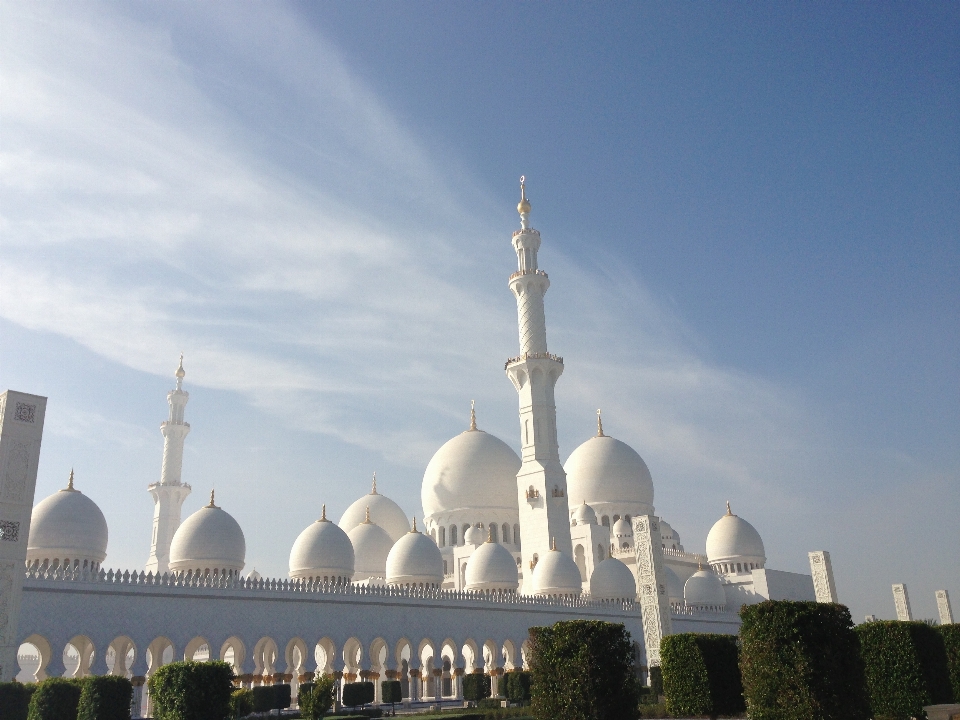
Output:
[
  {"xmin": 299, "ymin": 676, "xmax": 334, "ymax": 719},
  {"xmin": 478, "ymin": 697, "xmax": 502, "ymax": 708},
  {"xmin": 327, "ymin": 709, "xmax": 382, "ymax": 717},
  {"xmin": 939, "ymin": 624, "xmax": 960, "ymax": 703},
  {"xmin": 77, "ymin": 675, "xmax": 133, "ymax": 720},
  {"xmin": 229, "ymin": 688, "xmax": 253, "ymax": 719},
  {"xmin": 740, "ymin": 601, "xmax": 870, "ymax": 720},
  {"xmin": 647, "ymin": 666, "xmax": 662, "ymax": 697},
  {"xmin": 147, "ymin": 660, "xmax": 234, "ymax": 720},
  {"xmin": 341, "ymin": 681, "xmax": 374, "ymax": 708},
  {"xmin": 380, "ymin": 679, "xmax": 402, "ymax": 708},
  {"xmin": 504, "ymin": 671, "xmax": 531, "ymax": 704},
  {"xmin": 252, "ymin": 683, "xmax": 291, "ymax": 713},
  {"xmin": 463, "ymin": 672, "xmax": 491, "ymax": 702},
  {"xmin": 529, "ymin": 619, "xmax": 641, "ymax": 720},
  {"xmin": 27, "ymin": 678, "xmax": 83, "ymax": 720},
  {"xmin": 0, "ymin": 682, "xmax": 36, "ymax": 720},
  {"xmin": 660, "ymin": 633, "xmax": 744, "ymax": 717},
  {"xmin": 856, "ymin": 620, "xmax": 953, "ymax": 718}
]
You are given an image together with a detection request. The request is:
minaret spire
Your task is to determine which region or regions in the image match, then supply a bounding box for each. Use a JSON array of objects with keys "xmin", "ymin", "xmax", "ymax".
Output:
[
  {"xmin": 505, "ymin": 176, "xmax": 573, "ymax": 580},
  {"xmin": 596, "ymin": 409, "xmax": 604, "ymax": 437},
  {"xmin": 145, "ymin": 356, "xmax": 193, "ymax": 574},
  {"xmin": 66, "ymin": 468, "xmax": 75, "ymax": 491},
  {"xmin": 469, "ymin": 400, "xmax": 478, "ymax": 431},
  {"xmin": 371, "ymin": 472, "xmax": 378, "ymax": 495}
]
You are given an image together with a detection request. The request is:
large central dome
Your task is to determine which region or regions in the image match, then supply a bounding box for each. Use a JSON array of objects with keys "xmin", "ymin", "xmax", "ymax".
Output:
[{"xmin": 421, "ymin": 425, "xmax": 521, "ymax": 519}]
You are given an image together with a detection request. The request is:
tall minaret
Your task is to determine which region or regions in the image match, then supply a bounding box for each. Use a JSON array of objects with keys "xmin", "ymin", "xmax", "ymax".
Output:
[
  {"xmin": 145, "ymin": 355, "xmax": 193, "ymax": 574},
  {"xmin": 506, "ymin": 177, "xmax": 573, "ymax": 574}
]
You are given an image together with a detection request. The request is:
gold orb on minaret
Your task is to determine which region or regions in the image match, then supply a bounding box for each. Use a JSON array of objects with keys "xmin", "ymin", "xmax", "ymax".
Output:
[{"xmin": 518, "ymin": 175, "xmax": 532, "ymax": 215}]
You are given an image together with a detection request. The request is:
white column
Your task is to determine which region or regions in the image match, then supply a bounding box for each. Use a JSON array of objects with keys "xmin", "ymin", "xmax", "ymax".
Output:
[
  {"xmin": 145, "ymin": 357, "xmax": 192, "ymax": 574},
  {"xmin": 808, "ymin": 551, "xmax": 839, "ymax": 603},
  {"xmin": 936, "ymin": 590, "xmax": 953, "ymax": 625},
  {"xmin": 892, "ymin": 583, "xmax": 913, "ymax": 621},
  {"xmin": 0, "ymin": 390, "xmax": 47, "ymax": 681},
  {"xmin": 507, "ymin": 178, "xmax": 573, "ymax": 573},
  {"xmin": 633, "ymin": 515, "xmax": 673, "ymax": 668}
]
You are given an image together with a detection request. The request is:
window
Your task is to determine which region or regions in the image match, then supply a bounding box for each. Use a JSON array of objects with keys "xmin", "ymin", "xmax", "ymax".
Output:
[
  {"xmin": 736, "ymin": 563, "xmax": 742, "ymax": 573},
  {"xmin": 613, "ymin": 514, "xmax": 620, "ymax": 522},
  {"xmin": 502, "ymin": 523, "xmax": 510, "ymax": 544},
  {"xmin": 490, "ymin": 523, "xmax": 498, "ymax": 543},
  {"xmin": 625, "ymin": 514, "xmax": 631, "ymax": 523},
  {"xmin": 514, "ymin": 524, "xmax": 521, "ymax": 547},
  {"xmin": 439, "ymin": 527, "xmax": 446, "ymax": 547},
  {"xmin": 602, "ymin": 516, "xmax": 610, "ymax": 527},
  {"xmin": 450, "ymin": 525, "xmax": 458, "ymax": 546},
  {"xmin": 597, "ymin": 544, "xmax": 605, "ymax": 561}
]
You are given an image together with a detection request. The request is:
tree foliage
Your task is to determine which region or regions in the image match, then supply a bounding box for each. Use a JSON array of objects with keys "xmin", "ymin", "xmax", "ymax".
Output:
[
  {"xmin": 147, "ymin": 661, "xmax": 234, "ymax": 720},
  {"xmin": 504, "ymin": 671, "xmax": 531, "ymax": 704},
  {"xmin": 380, "ymin": 679, "xmax": 402, "ymax": 707},
  {"xmin": 739, "ymin": 601, "xmax": 870, "ymax": 720},
  {"xmin": 299, "ymin": 676, "xmax": 335, "ymax": 720},
  {"xmin": 26, "ymin": 678, "xmax": 83, "ymax": 720},
  {"xmin": 462, "ymin": 672, "xmax": 491, "ymax": 702},
  {"xmin": 0, "ymin": 682, "xmax": 36, "ymax": 720},
  {"xmin": 77, "ymin": 675, "xmax": 133, "ymax": 720},
  {"xmin": 529, "ymin": 620, "xmax": 640, "ymax": 720},
  {"xmin": 661, "ymin": 633, "xmax": 745, "ymax": 717},
  {"xmin": 938, "ymin": 624, "xmax": 960, "ymax": 704},
  {"xmin": 341, "ymin": 681, "xmax": 374, "ymax": 708},
  {"xmin": 229, "ymin": 688, "xmax": 253, "ymax": 719}
]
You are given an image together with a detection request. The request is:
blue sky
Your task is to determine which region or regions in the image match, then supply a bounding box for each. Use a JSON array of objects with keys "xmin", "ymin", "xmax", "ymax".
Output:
[{"xmin": 1, "ymin": 1, "xmax": 957, "ymax": 623}]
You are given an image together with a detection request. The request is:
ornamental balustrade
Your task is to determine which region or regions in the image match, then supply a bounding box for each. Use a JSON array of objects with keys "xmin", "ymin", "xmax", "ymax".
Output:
[
  {"xmin": 504, "ymin": 351, "xmax": 564, "ymax": 369},
  {"xmin": 512, "ymin": 228, "xmax": 541, "ymax": 238},
  {"xmin": 508, "ymin": 269, "xmax": 548, "ymax": 281}
]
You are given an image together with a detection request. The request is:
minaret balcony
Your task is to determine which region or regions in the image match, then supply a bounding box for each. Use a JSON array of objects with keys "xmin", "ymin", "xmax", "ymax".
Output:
[
  {"xmin": 512, "ymin": 227, "xmax": 540, "ymax": 238},
  {"xmin": 508, "ymin": 269, "xmax": 548, "ymax": 282},
  {"xmin": 504, "ymin": 352, "xmax": 564, "ymax": 370}
]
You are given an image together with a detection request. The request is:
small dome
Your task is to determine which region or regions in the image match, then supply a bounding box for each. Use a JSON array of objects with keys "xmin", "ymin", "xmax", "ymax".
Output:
[
  {"xmin": 464, "ymin": 524, "xmax": 486, "ymax": 546},
  {"xmin": 684, "ymin": 568, "xmax": 726, "ymax": 609},
  {"xmin": 340, "ymin": 477, "xmax": 411, "ymax": 543},
  {"xmin": 464, "ymin": 540, "xmax": 518, "ymax": 592},
  {"xmin": 421, "ymin": 426, "xmax": 521, "ymax": 519},
  {"xmin": 588, "ymin": 558, "xmax": 636, "ymax": 601},
  {"xmin": 27, "ymin": 472, "xmax": 108, "ymax": 569},
  {"xmin": 289, "ymin": 505, "xmax": 355, "ymax": 582},
  {"xmin": 612, "ymin": 518, "xmax": 632, "ymax": 537},
  {"xmin": 564, "ymin": 434, "xmax": 654, "ymax": 518},
  {"xmin": 348, "ymin": 516, "xmax": 394, "ymax": 581},
  {"xmin": 661, "ymin": 520, "xmax": 684, "ymax": 552},
  {"xmin": 530, "ymin": 547, "xmax": 582, "ymax": 597},
  {"xmin": 705, "ymin": 503, "xmax": 766, "ymax": 569},
  {"xmin": 169, "ymin": 493, "xmax": 245, "ymax": 576},
  {"xmin": 570, "ymin": 501, "xmax": 597, "ymax": 527},
  {"xmin": 662, "ymin": 565, "xmax": 684, "ymax": 603},
  {"xmin": 385, "ymin": 521, "xmax": 444, "ymax": 587}
]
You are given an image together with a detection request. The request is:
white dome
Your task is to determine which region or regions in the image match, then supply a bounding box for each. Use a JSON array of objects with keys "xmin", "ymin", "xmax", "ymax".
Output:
[
  {"xmin": 339, "ymin": 478, "xmax": 411, "ymax": 543},
  {"xmin": 27, "ymin": 474, "xmax": 108, "ymax": 569},
  {"xmin": 421, "ymin": 427, "xmax": 521, "ymax": 519},
  {"xmin": 464, "ymin": 540, "xmax": 518, "ymax": 592},
  {"xmin": 661, "ymin": 520, "xmax": 684, "ymax": 552},
  {"xmin": 705, "ymin": 503, "xmax": 766, "ymax": 568},
  {"xmin": 570, "ymin": 501, "xmax": 597, "ymax": 526},
  {"xmin": 564, "ymin": 434, "xmax": 654, "ymax": 518},
  {"xmin": 530, "ymin": 548, "xmax": 583, "ymax": 597},
  {"xmin": 385, "ymin": 523, "xmax": 444, "ymax": 587},
  {"xmin": 347, "ymin": 517, "xmax": 394, "ymax": 581},
  {"xmin": 663, "ymin": 565, "xmax": 684, "ymax": 603},
  {"xmin": 684, "ymin": 568, "xmax": 727, "ymax": 609},
  {"xmin": 588, "ymin": 558, "xmax": 636, "ymax": 601},
  {"xmin": 612, "ymin": 518, "xmax": 632, "ymax": 537},
  {"xmin": 464, "ymin": 524, "xmax": 485, "ymax": 546},
  {"xmin": 289, "ymin": 506, "xmax": 355, "ymax": 582},
  {"xmin": 169, "ymin": 494, "xmax": 245, "ymax": 576}
]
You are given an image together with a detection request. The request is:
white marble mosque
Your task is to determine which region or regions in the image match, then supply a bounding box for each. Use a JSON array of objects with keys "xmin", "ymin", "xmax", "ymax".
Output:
[{"xmin": 2, "ymin": 180, "xmax": 843, "ymax": 714}]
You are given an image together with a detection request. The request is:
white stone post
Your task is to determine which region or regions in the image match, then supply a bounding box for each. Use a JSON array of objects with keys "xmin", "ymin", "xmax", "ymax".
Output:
[
  {"xmin": 632, "ymin": 515, "xmax": 672, "ymax": 668},
  {"xmin": 0, "ymin": 390, "xmax": 47, "ymax": 681},
  {"xmin": 808, "ymin": 551, "xmax": 839, "ymax": 603},
  {"xmin": 892, "ymin": 583, "xmax": 913, "ymax": 621},
  {"xmin": 936, "ymin": 590, "xmax": 954, "ymax": 625}
]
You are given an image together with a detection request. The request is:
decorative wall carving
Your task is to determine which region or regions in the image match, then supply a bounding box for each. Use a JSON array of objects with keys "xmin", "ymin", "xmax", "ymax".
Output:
[
  {"xmin": 892, "ymin": 583, "xmax": 912, "ymax": 621},
  {"xmin": 632, "ymin": 515, "xmax": 672, "ymax": 666},
  {"xmin": 936, "ymin": 590, "xmax": 954, "ymax": 625},
  {"xmin": 14, "ymin": 403, "xmax": 36, "ymax": 424},
  {"xmin": 808, "ymin": 551, "xmax": 838, "ymax": 603},
  {"xmin": 1, "ymin": 441, "xmax": 33, "ymax": 502},
  {"xmin": 0, "ymin": 521, "xmax": 19, "ymax": 542}
]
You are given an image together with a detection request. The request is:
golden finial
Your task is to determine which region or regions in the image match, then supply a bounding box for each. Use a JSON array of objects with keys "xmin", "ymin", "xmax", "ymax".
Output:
[
  {"xmin": 411, "ymin": 516, "xmax": 418, "ymax": 533},
  {"xmin": 208, "ymin": 489, "xmax": 216, "ymax": 507},
  {"xmin": 726, "ymin": 501, "xmax": 732, "ymax": 516},
  {"xmin": 487, "ymin": 526, "xmax": 493, "ymax": 543},
  {"xmin": 321, "ymin": 503, "xmax": 327, "ymax": 521},
  {"xmin": 364, "ymin": 506, "xmax": 371, "ymax": 524},
  {"xmin": 596, "ymin": 409, "xmax": 604, "ymax": 437},
  {"xmin": 176, "ymin": 353, "xmax": 186, "ymax": 379},
  {"xmin": 469, "ymin": 400, "xmax": 477, "ymax": 431},
  {"xmin": 370, "ymin": 472, "xmax": 378, "ymax": 495},
  {"xmin": 518, "ymin": 176, "xmax": 531, "ymax": 215},
  {"xmin": 66, "ymin": 468, "xmax": 75, "ymax": 491},
  {"xmin": 551, "ymin": 537, "xmax": 557, "ymax": 551}
]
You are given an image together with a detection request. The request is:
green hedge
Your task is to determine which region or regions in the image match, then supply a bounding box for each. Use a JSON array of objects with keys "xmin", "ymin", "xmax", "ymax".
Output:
[
  {"xmin": 529, "ymin": 619, "xmax": 640, "ymax": 720},
  {"xmin": 504, "ymin": 671, "xmax": 531, "ymax": 704},
  {"xmin": 940, "ymin": 624, "xmax": 960, "ymax": 703},
  {"xmin": 77, "ymin": 675, "xmax": 132, "ymax": 720},
  {"xmin": 660, "ymin": 633, "xmax": 744, "ymax": 717},
  {"xmin": 229, "ymin": 688, "xmax": 253, "ymax": 719},
  {"xmin": 27, "ymin": 678, "xmax": 83, "ymax": 720},
  {"xmin": 147, "ymin": 661, "xmax": 234, "ymax": 720},
  {"xmin": 252, "ymin": 683, "xmax": 291, "ymax": 712},
  {"xmin": 856, "ymin": 620, "xmax": 953, "ymax": 719},
  {"xmin": 0, "ymin": 682, "xmax": 36, "ymax": 720},
  {"xmin": 380, "ymin": 679, "xmax": 402, "ymax": 705},
  {"xmin": 463, "ymin": 672, "xmax": 491, "ymax": 702},
  {"xmin": 740, "ymin": 601, "xmax": 870, "ymax": 720},
  {"xmin": 341, "ymin": 681, "xmax": 374, "ymax": 708}
]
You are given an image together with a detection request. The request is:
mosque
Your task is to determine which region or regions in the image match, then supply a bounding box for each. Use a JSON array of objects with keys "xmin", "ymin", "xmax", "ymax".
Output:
[{"xmin": 2, "ymin": 180, "xmax": 831, "ymax": 714}]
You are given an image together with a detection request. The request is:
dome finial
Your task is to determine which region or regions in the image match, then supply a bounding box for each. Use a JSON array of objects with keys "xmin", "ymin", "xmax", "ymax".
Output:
[
  {"xmin": 726, "ymin": 500, "xmax": 732, "ymax": 516},
  {"xmin": 364, "ymin": 506, "xmax": 371, "ymax": 524},
  {"xmin": 175, "ymin": 353, "xmax": 186, "ymax": 389},
  {"xmin": 551, "ymin": 536, "xmax": 557, "ymax": 551},
  {"xmin": 469, "ymin": 400, "xmax": 477, "ymax": 431},
  {"xmin": 371, "ymin": 472, "xmax": 378, "ymax": 495},
  {"xmin": 411, "ymin": 516, "xmax": 418, "ymax": 533},
  {"xmin": 320, "ymin": 503, "xmax": 327, "ymax": 521},
  {"xmin": 517, "ymin": 175, "xmax": 531, "ymax": 219},
  {"xmin": 208, "ymin": 489, "xmax": 216, "ymax": 507},
  {"xmin": 596, "ymin": 408, "xmax": 604, "ymax": 437},
  {"xmin": 66, "ymin": 468, "xmax": 75, "ymax": 491}
]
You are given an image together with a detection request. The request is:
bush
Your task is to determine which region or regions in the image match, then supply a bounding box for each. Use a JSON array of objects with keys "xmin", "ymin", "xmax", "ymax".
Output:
[
  {"xmin": 529, "ymin": 619, "xmax": 641, "ymax": 720},
  {"xmin": 327, "ymin": 711, "xmax": 382, "ymax": 718},
  {"xmin": 740, "ymin": 601, "xmax": 870, "ymax": 720},
  {"xmin": 660, "ymin": 633, "xmax": 744, "ymax": 717},
  {"xmin": 0, "ymin": 682, "xmax": 36, "ymax": 720},
  {"xmin": 504, "ymin": 671, "xmax": 531, "ymax": 704},
  {"xmin": 77, "ymin": 675, "xmax": 132, "ymax": 720},
  {"xmin": 478, "ymin": 697, "xmax": 502, "ymax": 708},
  {"xmin": 637, "ymin": 704, "xmax": 668, "ymax": 719},
  {"xmin": 229, "ymin": 688, "xmax": 253, "ymax": 719},
  {"xmin": 147, "ymin": 660, "xmax": 234, "ymax": 720},
  {"xmin": 463, "ymin": 672, "xmax": 491, "ymax": 702},
  {"xmin": 341, "ymin": 681, "xmax": 374, "ymax": 708},
  {"xmin": 299, "ymin": 676, "xmax": 334, "ymax": 719},
  {"xmin": 940, "ymin": 624, "xmax": 960, "ymax": 703},
  {"xmin": 27, "ymin": 678, "xmax": 83, "ymax": 720},
  {"xmin": 856, "ymin": 620, "xmax": 953, "ymax": 719},
  {"xmin": 647, "ymin": 666, "xmax": 662, "ymax": 697},
  {"xmin": 252, "ymin": 683, "xmax": 291, "ymax": 713},
  {"xmin": 380, "ymin": 679, "xmax": 402, "ymax": 707}
]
